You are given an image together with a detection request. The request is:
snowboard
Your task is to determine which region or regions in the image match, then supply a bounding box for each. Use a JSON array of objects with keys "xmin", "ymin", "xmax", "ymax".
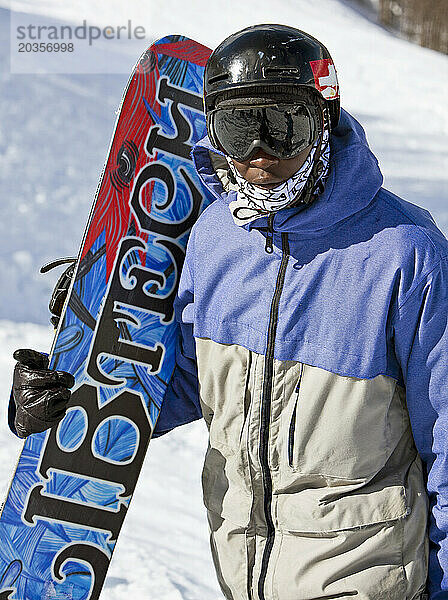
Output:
[{"xmin": 0, "ymin": 35, "xmax": 213, "ymax": 600}]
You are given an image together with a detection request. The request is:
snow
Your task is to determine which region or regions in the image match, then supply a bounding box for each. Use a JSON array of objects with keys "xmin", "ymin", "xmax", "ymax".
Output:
[{"xmin": 0, "ymin": 0, "xmax": 447, "ymax": 598}]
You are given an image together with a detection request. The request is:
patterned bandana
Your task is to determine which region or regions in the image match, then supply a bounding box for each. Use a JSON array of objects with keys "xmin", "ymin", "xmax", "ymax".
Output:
[{"xmin": 227, "ymin": 116, "xmax": 330, "ymax": 227}]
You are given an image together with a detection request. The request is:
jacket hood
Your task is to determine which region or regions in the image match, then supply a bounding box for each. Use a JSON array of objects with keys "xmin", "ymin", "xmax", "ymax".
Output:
[{"xmin": 191, "ymin": 109, "xmax": 383, "ymax": 235}]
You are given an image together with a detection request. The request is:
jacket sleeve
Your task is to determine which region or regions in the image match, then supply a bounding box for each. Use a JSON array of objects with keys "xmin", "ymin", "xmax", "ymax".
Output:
[
  {"xmin": 392, "ymin": 257, "xmax": 448, "ymax": 599},
  {"xmin": 153, "ymin": 255, "xmax": 202, "ymax": 437}
]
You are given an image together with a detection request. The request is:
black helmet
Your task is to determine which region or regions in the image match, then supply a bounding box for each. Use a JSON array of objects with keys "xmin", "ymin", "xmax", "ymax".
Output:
[{"xmin": 204, "ymin": 24, "xmax": 340, "ymax": 131}]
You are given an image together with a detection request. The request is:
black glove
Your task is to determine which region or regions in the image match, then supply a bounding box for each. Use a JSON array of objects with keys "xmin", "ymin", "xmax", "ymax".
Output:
[{"xmin": 12, "ymin": 349, "xmax": 75, "ymax": 439}]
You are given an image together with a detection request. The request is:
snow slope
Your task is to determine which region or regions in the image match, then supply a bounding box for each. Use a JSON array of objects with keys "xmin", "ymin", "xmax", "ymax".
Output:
[{"xmin": 0, "ymin": 1, "xmax": 447, "ymax": 598}]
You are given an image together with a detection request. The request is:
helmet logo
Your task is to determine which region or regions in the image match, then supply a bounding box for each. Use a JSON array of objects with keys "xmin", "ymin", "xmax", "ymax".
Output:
[
  {"xmin": 310, "ymin": 59, "xmax": 339, "ymax": 100},
  {"xmin": 262, "ymin": 66, "xmax": 300, "ymax": 78}
]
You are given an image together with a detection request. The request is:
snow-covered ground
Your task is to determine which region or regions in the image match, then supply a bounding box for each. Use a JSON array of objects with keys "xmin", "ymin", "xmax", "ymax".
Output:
[{"xmin": 0, "ymin": 0, "xmax": 447, "ymax": 598}]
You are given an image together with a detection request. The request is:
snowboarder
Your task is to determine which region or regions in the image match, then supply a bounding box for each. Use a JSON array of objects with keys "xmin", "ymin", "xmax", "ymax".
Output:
[{"xmin": 9, "ymin": 24, "xmax": 447, "ymax": 599}]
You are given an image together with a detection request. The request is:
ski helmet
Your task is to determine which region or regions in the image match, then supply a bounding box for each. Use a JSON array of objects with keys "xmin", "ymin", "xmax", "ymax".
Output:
[{"xmin": 204, "ymin": 24, "xmax": 340, "ymax": 148}]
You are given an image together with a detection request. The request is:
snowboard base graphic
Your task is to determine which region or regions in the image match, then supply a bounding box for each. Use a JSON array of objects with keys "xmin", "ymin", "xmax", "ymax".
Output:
[{"xmin": 0, "ymin": 36, "xmax": 212, "ymax": 600}]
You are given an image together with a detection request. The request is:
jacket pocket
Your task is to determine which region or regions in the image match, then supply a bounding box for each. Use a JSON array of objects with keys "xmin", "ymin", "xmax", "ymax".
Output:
[
  {"xmin": 275, "ymin": 482, "xmax": 408, "ymax": 533},
  {"xmin": 271, "ymin": 517, "xmax": 408, "ymax": 600},
  {"xmin": 272, "ymin": 485, "xmax": 410, "ymax": 600},
  {"xmin": 286, "ymin": 365, "xmax": 405, "ymax": 479}
]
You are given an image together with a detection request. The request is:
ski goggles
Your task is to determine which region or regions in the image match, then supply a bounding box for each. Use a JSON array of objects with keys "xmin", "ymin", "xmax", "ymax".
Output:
[{"xmin": 209, "ymin": 102, "xmax": 321, "ymax": 161}]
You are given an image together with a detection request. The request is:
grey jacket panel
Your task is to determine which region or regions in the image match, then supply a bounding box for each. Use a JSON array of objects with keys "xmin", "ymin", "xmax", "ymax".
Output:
[{"xmin": 196, "ymin": 338, "xmax": 429, "ymax": 599}]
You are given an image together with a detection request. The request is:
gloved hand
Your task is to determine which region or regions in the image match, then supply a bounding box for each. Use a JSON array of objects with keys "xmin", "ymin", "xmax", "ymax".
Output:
[{"xmin": 12, "ymin": 349, "xmax": 75, "ymax": 439}]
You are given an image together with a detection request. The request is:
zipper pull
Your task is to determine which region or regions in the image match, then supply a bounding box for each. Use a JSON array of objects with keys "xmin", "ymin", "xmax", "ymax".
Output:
[{"xmin": 265, "ymin": 214, "xmax": 274, "ymax": 254}]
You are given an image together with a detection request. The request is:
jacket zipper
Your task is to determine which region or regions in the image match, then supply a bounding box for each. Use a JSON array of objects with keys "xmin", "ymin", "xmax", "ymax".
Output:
[
  {"xmin": 264, "ymin": 214, "xmax": 274, "ymax": 254},
  {"xmin": 258, "ymin": 230, "xmax": 289, "ymax": 600},
  {"xmin": 288, "ymin": 404, "xmax": 298, "ymax": 468},
  {"xmin": 288, "ymin": 378, "xmax": 302, "ymax": 467}
]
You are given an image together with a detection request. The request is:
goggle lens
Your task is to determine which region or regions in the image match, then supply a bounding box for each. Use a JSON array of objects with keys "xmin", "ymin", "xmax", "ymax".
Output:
[{"xmin": 211, "ymin": 103, "xmax": 320, "ymax": 161}]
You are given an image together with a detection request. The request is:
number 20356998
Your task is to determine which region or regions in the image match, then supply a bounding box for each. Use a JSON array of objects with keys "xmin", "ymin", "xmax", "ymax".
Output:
[{"xmin": 18, "ymin": 42, "xmax": 74, "ymax": 52}]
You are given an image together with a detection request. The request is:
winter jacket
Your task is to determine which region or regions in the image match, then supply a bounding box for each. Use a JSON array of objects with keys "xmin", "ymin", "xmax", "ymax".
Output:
[{"xmin": 155, "ymin": 109, "xmax": 448, "ymax": 600}]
